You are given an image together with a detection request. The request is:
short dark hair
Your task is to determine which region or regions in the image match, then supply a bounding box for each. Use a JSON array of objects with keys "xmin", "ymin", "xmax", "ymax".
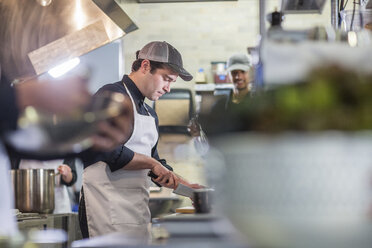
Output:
[{"xmin": 131, "ymin": 50, "xmax": 171, "ymax": 73}]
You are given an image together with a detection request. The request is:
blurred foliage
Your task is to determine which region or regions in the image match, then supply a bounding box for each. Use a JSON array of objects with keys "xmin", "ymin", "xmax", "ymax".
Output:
[{"xmin": 203, "ymin": 66, "xmax": 372, "ymax": 135}]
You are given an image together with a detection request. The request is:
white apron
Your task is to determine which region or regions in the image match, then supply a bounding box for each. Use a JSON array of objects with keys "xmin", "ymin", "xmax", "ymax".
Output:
[
  {"xmin": 19, "ymin": 159, "xmax": 72, "ymax": 213},
  {"xmin": 82, "ymin": 83, "xmax": 158, "ymax": 239},
  {"xmin": 0, "ymin": 143, "xmax": 17, "ymax": 236}
]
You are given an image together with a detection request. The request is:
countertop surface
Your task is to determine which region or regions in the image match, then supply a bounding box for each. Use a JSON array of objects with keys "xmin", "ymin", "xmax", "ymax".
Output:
[{"xmin": 71, "ymin": 213, "xmax": 249, "ymax": 248}]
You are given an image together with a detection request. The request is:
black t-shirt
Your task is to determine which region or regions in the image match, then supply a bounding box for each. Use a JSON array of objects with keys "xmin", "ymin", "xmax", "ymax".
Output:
[{"xmin": 0, "ymin": 75, "xmax": 19, "ymax": 134}]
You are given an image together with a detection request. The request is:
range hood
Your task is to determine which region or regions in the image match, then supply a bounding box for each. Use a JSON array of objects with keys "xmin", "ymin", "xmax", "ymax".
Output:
[{"xmin": 0, "ymin": 0, "xmax": 138, "ymax": 82}]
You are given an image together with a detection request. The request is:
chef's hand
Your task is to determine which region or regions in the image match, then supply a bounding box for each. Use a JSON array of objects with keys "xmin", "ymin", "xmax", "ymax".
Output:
[
  {"xmin": 188, "ymin": 183, "xmax": 205, "ymax": 189},
  {"xmin": 177, "ymin": 176, "xmax": 205, "ymax": 190},
  {"xmin": 151, "ymin": 163, "xmax": 179, "ymax": 189},
  {"xmin": 57, "ymin": 164, "xmax": 73, "ymax": 184}
]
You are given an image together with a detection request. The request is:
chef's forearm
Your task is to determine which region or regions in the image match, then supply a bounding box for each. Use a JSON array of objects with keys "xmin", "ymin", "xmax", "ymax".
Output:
[{"xmin": 123, "ymin": 152, "xmax": 159, "ymax": 170}]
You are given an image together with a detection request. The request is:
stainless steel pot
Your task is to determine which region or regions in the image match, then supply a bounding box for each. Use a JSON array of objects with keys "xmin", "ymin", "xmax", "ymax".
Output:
[{"xmin": 11, "ymin": 169, "xmax": 55, "ymax": 214}]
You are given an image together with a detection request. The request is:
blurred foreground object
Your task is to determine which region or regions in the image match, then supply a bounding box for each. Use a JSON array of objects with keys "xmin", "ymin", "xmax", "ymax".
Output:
[
  {"xmin": 5, "ymin": 91, "xmax": 133, "ymax": 156},
  {"xmin": 210, "ymin": 132, "xmax": 372, "ymax": 248},
  {"xmin": 262, "ymin": 41, "xmax": 372, "ymax": 86},
  {"xmin": 206, "ymin": 66, "xmax": 372, "ymax": 248},
  {"xmin": 205, "ymin": 66, "xmax": 372, "ymax": 135}
]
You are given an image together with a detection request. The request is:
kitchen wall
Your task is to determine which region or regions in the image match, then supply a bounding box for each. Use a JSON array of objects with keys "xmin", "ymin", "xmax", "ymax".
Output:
[{"xmin": 117, "ymin": 0, "xmax": 332, "ymax": 88}]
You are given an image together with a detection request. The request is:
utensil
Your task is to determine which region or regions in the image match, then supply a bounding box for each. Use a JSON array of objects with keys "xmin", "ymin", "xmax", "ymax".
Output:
[
  {"xmin": 11, "ymin": 169, "xmax": 56, "ymax": 214},
  {"xmin": 193, "ymin": 189, "xmax": 212, "ymax": 214},
  {"xmin": 54, "ymin": 171, "xmax": 61, "ymax": 187},
  {"xmin": 173, "ymin": 183, "xmax": 195, "ymax": 198}
]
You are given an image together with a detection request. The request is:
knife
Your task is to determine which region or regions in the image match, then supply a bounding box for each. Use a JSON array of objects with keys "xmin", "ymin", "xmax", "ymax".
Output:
[{"xmin": 173, "ymin": 183, "xmax": 195, "ymax": 198}]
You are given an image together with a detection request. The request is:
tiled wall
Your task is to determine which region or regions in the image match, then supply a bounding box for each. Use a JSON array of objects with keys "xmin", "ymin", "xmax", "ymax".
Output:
[{"xmin": 117, "ymin": 0, "xmax": 331, "ymax": 88}]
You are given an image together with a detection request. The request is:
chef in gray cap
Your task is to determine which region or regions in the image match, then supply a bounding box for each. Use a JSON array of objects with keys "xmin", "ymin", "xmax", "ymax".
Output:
[
  {"xmin": 227, "ymin": 53, "xmax": 253, "ymax": 104},
  {"xmin": 79, "ymin": 41, "xmax": 202, "ymax": 241}
]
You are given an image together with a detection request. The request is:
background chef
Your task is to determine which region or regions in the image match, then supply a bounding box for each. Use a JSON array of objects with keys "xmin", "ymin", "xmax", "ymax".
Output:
[{"xmin": 227, "ymin": 53, "xmax": 253, "ymax": 104}]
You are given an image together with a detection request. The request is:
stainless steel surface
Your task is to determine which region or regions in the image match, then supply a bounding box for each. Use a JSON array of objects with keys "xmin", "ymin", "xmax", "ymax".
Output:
[
  {"xmin": 93, "ymin": 0, "xmax": 138, "ymax": 34},
  {"xmin": 281, "ymin": 0, "xmax": 326, "ymax": 14},
  {"xmin": 0, "ymin": 0, "xmax": 137, "ymax": 81},
  {"xmin": 12, "ymin": 169, "xmax": 55, "ymax": 214},
  {"xmin": 17, "ymin": 213, "xmax": 82, "ymax": 248},
  {"xmin": 259, "ymin": 0, "xmax": 266, "ymax": 39},
  {"xmin": 331, "ymin": 0, "xmax": 339, "ymax": 29},
  {"xmin": 193, "ymin": 189, "xmax": 212, "ymax": 214},
  {"xmin": 173, "ymin": 183, "xmax": 195, "ymax": 198},
  {"xmin": 149, "ymin": 197, "xmax": 181, "ymax": 218}
]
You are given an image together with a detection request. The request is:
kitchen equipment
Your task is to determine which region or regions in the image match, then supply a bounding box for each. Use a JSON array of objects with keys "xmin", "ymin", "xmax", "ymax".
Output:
[
  {"xmin": 149, "ymin": 197, "xmax": 181, "ymax": 218},
  {"xmin": 11, "ymin": 169, "xmax": 56, "ymax": 214},
  {"xmin": 173, "ymin": 183, "xmax": 195, "ymax": 199},
  {"xmin": 341, "ymin": 9, "xmax": 372, "ymax": 31},
  {"xmin": 210, "ymin": 132, "xmax": 372, "ymax": 248},
  {"xmin": 0, "ymin": 0, "xmax": 137, "ymax": 81},
  {"xmin": 5, "ymin": 91, "xmax": 134, "ymax": 156},
  {"xmin": 173, "ymin": 183, "xmax": 214, "ymax": 213},
  {"xmin": 153, "ymin": 88, "xmax": 194, "ymax": 134},
  {"xmin": 281, "ymin": 0, "xmax": 326, "ymax": 14},
  {"xmin": 193, "ymin": 189, "xmax": 212, "ymax": 213}
]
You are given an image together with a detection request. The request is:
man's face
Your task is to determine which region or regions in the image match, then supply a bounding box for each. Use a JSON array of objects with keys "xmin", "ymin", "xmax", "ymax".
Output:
[
  {"xmin": 230, "ymin": 70, "xmax": 250, "ymax": 91},
  {"xmin": 143, "ymin": 66, "xmax": 178, "ymax": 101}
]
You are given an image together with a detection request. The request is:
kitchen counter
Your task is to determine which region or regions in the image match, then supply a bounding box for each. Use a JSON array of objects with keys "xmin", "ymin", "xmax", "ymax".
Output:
[
  {"xmin": 17, "ymin": 212, "xmax": 82, "ymax": 248},
  {"xmin": 150, "ymin": 213, "xmax": 248, "ymax": 248},
  {"xmin": 69, "ymin": 212, "xmax": 248, "ymax": 248}
]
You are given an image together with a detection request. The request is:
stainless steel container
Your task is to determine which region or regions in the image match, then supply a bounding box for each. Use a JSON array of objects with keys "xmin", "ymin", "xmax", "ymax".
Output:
[{"xmin": 11, "ymin": 169, "xmax": 55, "ymax": 214}]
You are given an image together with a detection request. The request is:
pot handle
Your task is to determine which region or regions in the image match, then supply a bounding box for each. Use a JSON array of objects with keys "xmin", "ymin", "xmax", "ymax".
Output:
[{"xmin": 54, "ymin": 171, "xmax": 61, "ymax": 187}]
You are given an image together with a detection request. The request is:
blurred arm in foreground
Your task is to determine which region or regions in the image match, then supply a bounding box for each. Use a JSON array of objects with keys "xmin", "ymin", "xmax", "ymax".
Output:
[{"xmin": 4, "ymin": 75, "xmax": 133, "ymax": 156}]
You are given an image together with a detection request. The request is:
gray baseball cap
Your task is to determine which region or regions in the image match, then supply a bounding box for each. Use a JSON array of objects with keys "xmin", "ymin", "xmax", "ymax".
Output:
[
  {"xmin": 138, "ymin": 41, "xmax": 193, "ymax": 81},
  {"xmin": 227, "ymin": 53, "xmax": 251, "ymax": 72}
]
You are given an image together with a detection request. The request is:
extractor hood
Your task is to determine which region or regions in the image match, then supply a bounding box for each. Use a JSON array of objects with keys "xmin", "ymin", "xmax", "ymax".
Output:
[{"xmin": 0, "ymin": 0, "xmax": 138, "ymax": 82}]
